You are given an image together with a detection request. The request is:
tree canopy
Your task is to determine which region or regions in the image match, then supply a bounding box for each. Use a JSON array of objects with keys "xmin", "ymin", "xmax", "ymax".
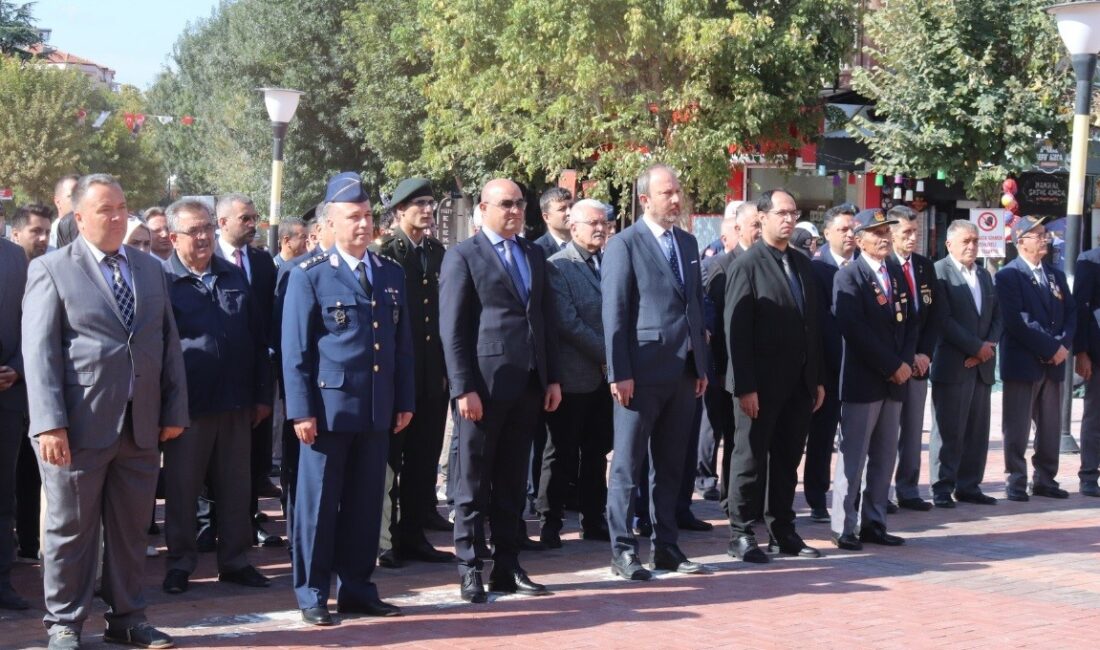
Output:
[
  {"xmin": 848, "ymin": 0, "xmax": 1072, "ymax": 203},
  {"xmin": 0, "ymin": 1, "xmax": 37, "ymax": 57}
]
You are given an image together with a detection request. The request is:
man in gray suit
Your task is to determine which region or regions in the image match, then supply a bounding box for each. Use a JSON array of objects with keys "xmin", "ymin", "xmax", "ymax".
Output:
[
  {"xmin": 22, "ymin": 174, "xmax": 189, "ymax": 650},
  {"xmin": 929, "ymin": 220, "xmax": 1002, "ymax": 506},
  {"xmin": 0, "ymin": 236, "xmax": 29, "ymax": 610},
  {"xmin": 537, "ymin": 199, "xmax": 614, "ymax": 547},
  {"xmin": 603, "ymin": 164, "xmax": 708, "ymax": 581}
]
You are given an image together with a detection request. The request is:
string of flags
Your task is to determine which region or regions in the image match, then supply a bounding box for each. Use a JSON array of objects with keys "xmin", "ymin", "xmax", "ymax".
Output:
[{"xmin": 75, "ymin": 109, "xmax": 197, "ymax": 134}]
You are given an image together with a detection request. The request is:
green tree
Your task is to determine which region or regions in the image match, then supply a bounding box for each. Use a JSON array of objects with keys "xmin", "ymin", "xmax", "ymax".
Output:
[
  {"xmin": 848, "ymin": 0, "xmax": 1072, "ymax": 203},
  {"xmin": 406, "ymin": 0, "xmax": 856, "ymax": 211},
  {"xmin": 147, "ymin": 0, "xmax": 367, "ymax": 218},
  {"xmin": 0, "ymin": 58, "xmax": 165, "ymax": 207},
  {"xmin": 0, "ymin": 1, "xmax": 38, "ymax": 58},
  {"xmin": 0, "ymin": 56, "xmax": 91, "ymax": 201}
]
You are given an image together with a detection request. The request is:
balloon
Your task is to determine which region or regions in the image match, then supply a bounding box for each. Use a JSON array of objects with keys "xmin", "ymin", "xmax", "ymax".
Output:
[
  {"xmin": 1003, "ymin": 178, "xmax": 1018, "ymax": 195},
  {"xmin": 1006, "ymin": 199, "xmax": 1019, "ymax": 213},
  {"xmin": 1001, "ymin": 192, "xmax": 1015, "ymax": 208}
]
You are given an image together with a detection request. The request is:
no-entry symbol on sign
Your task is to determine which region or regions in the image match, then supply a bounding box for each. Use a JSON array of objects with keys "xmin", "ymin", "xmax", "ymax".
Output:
[{"xmin": 970, "ymin": 209, "xmax": 1005, "ymax": 258}]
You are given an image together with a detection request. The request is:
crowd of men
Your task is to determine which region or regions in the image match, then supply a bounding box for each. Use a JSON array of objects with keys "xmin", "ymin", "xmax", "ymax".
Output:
[{"xmin": 0, "ymin": 163, "xmax": 1097, "ymax": 649}]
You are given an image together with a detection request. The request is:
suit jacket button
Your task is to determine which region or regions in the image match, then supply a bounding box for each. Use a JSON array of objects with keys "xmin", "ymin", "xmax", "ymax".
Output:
[
  {"xmin": 422, "ymin": 278, "xmax": 428, "ymax": 286},
  {"xmin": 423, "ymin": 298, "xmax": 429, "ymax": 304},
  {"xmin": 424, "ymin": 316, "xmax": 430, "ymax": 323},
  {"xmin": 374, "ymin": 343, "xmax": 380, "ymax": 350},
  {"xmin": 319, "ymin": 381, "xmax": 326, "ymax": 388},
  {"xmin": 373, "ymin": 321, "xmax": 379, "ymax": 329},
  {"xmin": 425, "ymin": 334, "xmax": 431, "ymax": 341},
  {"xmin": 373, "ymin": 364, "xmax": 380, "ymax": 372}
]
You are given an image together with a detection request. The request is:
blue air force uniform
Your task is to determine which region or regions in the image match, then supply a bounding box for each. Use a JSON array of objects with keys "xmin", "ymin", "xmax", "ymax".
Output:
[{"xmin": 282, "ymin": 241, "xmax": 415, "ymax": 610}]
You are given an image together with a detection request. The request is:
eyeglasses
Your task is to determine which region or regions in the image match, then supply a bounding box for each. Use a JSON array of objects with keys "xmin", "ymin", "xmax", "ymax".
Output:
[
  {"xmin": 487, "ymin": 199, "xmax": 527, "ymax": 211},
  {"xmin": 573, "ymin": 219, "xmax": 607, "ymax": 228},
  {"xmin": 1018, "ymin": 231, "xmax": 1052, "ymax": 242},
  {"xmin": 174, "ymin": 224, "xmax": 216, "ymax": 238},
  {"xmin": 768, "ymin": 209, "xmax": 801, "ymax": 221},
  {"xmin": 410, "ymin": 198, "xmax": 437, "ymax": 209}
]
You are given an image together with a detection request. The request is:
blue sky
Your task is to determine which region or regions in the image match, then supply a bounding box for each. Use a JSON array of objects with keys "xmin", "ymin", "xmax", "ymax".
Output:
[{"xmin": 28, "ymin": 0, "xmax": 221, "ymax": 89}]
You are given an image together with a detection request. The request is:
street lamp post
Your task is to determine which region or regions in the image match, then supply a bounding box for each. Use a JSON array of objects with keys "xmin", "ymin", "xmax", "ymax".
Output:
[
  {"xmin": 1047, "ymin": 1, "xmax": 1100, "ymax": 453},
  {"xmin": 259, "ymin": 87, "xmax": 303, "ymax": 253}
]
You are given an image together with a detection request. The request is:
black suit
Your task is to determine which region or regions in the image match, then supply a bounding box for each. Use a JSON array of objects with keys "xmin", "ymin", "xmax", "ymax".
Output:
[
  {"xmin": 696, "ymin": 249, "xmax": 739, "ymax": 506},
  {"xmin": 724, "ymin": 241, "xmax": 823, "ymax": 541},
  {"xmin": 372, "ymin": 229, "xmax": 448, "ymax": 552},
  {"xmin": 803, "ymin": 249, "xmax": 851, "ymax": 511},
  {"xmin": 439, "ymin": 229, "xmax": 559, "ymax": 575}
]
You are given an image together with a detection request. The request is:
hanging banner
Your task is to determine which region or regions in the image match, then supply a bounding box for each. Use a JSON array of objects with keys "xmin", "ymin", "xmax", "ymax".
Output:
[
  {"xmin": 92, "ymin": 111, "xmax": 111, "ymax": 129},
  {"xmin": 970, "ymin": 208, "xmax": 1006, "ymax": 258}
]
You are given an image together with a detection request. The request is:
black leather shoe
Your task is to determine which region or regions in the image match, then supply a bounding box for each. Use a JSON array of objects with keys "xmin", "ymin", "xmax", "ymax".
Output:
[
  {"xmin": 254, "ymin": 524, "xmax": 284, "ymax": 547},
  {"xmin": 831, "ymin": 533, "xmax": 863, "ymax": 551},
  {"xmin": 701, "ymin": 486, "xmax": 720, "ymax": 501},
  {"xmin": 490, "ymin": 568, "xmax": 549, "ymax": 595},
  {"xmin": 955, "ymin": 491, "xmax": 998, "ymax": 505},
  {"xmin": 933, "ymin": 494, "xmax": 957, "ymax": 508},
  {"xmin": 1006, "ymin": 491, "xmax": 1030, "ymax": 502},
  {"xmin": 767, "ymin": 537, "xmax": 822, "ymax": 558},
  {"xmin": 633, "ymin": 519, "xmax": 652, "ymax": 537},
  {"xmin": 809, "ymin": 507, "xmax": 830, "ymax": 523},
  {"xmin": 539, "ymin": 526, "xmax": 563, "ymax": 549},
  {"xmin": 859, "ymin": 526, "xmax": 905, "ymax": 546},
  {"xmin": 1081, "ymin": 482, "xmax": 1100, "ymax": 497},
  {"xmin": 1032, "ymin": 484, "xmax": 1070, "ymax": 499},
  {"xmin": 300, "ymin": 606, "xmax": 334, "ymax": 626},
  {"xmin": 897, "ymin": 497, "xmax": 933, "ymax": 511},
  {"xmin": 727, "ymin": 535, "xmax": 769, "ymax": 563},
  {"xmin": 885, "ymin": 501, "xmax": 899, "ymax": 514},
  {"xmin": 400, "ymin": 540, "xmax": 456, "ymax": 563},
  {"xmin": 162, "ymin": 569, "xmax": 189, "ymax": 595},
  {"xmin": 611, "ymin": 551, "xmax": 652, "ymax": 581},
  {"xmin": 218, "ymin": 565, "xmax": 270, "ymax": 588},
  {"xmin": 677, "ymin": 517, "xmax": 714, "ymax": 532},
  {"xmin": 460, "ymin": 570, "xmax": 488, "ymax": 603},
  {"xmin": 337, "ymin": 598, "xmax": 402, "ymax": 617},
  {"xmin": 48, "ymin": 629, "xmax": 80, "ymax": 650},
  {"xmin": 581, "ymin": 524, "xmax": 611, "ymax": 541},
  {"xmin": 195, "ymin": 528, "xmax": 216, "ymax": 553},
  {"xmin": 0, "ymin": 585, "xmax": 29, "ymax": 610},
  {"xmin": 378, "ymin": 549, "xmax": 403, "ymax": 568},
  {"xmin": 423, "ymin": 510, "xmax": 454, "ymax": 531},
  {"xmin": 102, "ymin": 622, "xmax": 174, "ymax": 648},
  {"xmin": 653, "ymin": 545, "xmax": 705, "ymax": 573},
  {"xmin": 519, "ymin": 535, "xmax": 547, "ymax": 551}
]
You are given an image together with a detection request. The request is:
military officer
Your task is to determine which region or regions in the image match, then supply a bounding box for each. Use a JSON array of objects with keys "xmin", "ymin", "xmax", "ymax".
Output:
[
  {"xmin": 282, "ymin": 172, "xmax": 415, "ymax": 626},
  {"xmin": 371, "ymin": 178, "xmax": 454, "ymax": 567}
]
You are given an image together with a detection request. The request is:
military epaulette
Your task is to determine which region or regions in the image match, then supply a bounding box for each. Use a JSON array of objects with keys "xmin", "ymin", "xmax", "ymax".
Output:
[
  {"xmin": 425, "ymin": 235, "xmax": 445, "ymax": 250},
  {"xmin": 374, "ymin": 252, "xmax": 403, "ymax": 271},
  {"xmin": 298, "ymin": 253, "xmax": 329, "ymax": 270}
]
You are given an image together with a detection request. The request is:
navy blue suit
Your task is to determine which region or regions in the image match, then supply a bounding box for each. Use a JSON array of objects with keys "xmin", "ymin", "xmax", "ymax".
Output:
[
  {"xmin": 995, "ymin": 256, "xmax": 1075, "ymax": 495},
  {"xmin": 602, "ymin": 220, "xmax": 707, "ymax": 557},
  {"xmin": 439, "ymin": 229, "xmax": 559, "ymax": 576},
  {"xmin": 1074, "ymin": 248, "xmax": 1100, "ymax": 484},
  {"xmin": 281, "ymin": 248, "xmax": 414, "ymax": 609}
]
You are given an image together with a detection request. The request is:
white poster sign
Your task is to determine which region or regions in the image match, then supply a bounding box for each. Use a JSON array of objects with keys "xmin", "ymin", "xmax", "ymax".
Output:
[{"xmin": 970, "ymin": 208, "xmax": 1005, "ymax": 258}]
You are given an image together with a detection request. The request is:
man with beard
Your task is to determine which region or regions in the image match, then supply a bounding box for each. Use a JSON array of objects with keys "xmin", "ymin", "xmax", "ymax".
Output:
[
  {"xmin": 724, "ymin": 189, "xmax": 824, "ymax": 563},
  {"xmin": 602, "ymin": 164, "xmax": 707, "ymax": 581}
]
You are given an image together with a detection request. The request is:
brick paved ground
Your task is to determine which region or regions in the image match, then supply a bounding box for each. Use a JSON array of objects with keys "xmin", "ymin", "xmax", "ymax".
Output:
[{"xmin": 3, "ymin": 392, "xmax": 1099, "ymax": 649}]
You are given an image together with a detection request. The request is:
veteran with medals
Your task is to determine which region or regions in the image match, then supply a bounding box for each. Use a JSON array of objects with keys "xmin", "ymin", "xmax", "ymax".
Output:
[
  {"xmin": 830, "ymin": 209, "xmax": 918, "ymax": 551},
  {"xmin": 281, "ymin": 172, "xmax": 415, "ymax": 625}
]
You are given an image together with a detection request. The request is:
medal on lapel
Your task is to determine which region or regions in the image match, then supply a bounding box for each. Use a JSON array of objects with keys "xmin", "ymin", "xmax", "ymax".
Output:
[
  {"xmin": 873, "ymin": 281, "xmax": 887, "ymax": 306},
  {"xmin": 920, "ymin": 283, "xmax": 932, "ymax": 305},
  {"xmin": 892, "ymin": 277, "xmax": 904, "ymax": 322},
  {"xmin": 1049, "ymin": 274, "xmax": 1063, "ymax": 301}
]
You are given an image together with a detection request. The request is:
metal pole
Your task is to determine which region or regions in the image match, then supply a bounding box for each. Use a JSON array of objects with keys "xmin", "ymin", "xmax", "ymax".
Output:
[
  {"xmin": 267, "ymin": 121, "xmax": 289, "ymax": 254},
  {"xmin": 1059, "ymin": 53, "xmax": 1095, "ymax": 454}
]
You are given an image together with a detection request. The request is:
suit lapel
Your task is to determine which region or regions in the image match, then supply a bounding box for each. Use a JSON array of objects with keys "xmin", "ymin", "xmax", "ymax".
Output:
[
  {"xmin": 859, "ymin": 259, "xmax": 895, "ymax": 321},
  {"xmin": 475, "ymin": 231, "xmax": 524, "ymax": 306},
  {"xmin": 977, "ymin": 266, "xmax": 994, "ymax": 324},
  {"xmin": 1013, "ymin": 258, "xmax": 1052, "ymax": 320},
  {"xmin": 944, "ymin": 261, "xmax": 979, "ymax": 319},
  {"xmin": 73, "ymin": 238, "xmax": 127, "ymax": 330},
  {"xmin": 673, "ymin": 228, "xmax": 695, "ymax": 298},
  {"xmin": 325, "ymin": 249, "xmax": 370, "ymax": 299},
  {"xmin": 636, "ymin": 224, "xmax": 685, "ymax": 300}
]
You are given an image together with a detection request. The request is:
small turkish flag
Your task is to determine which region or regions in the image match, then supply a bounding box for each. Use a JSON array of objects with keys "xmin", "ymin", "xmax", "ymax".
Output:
[
  {"xmin": 181, "ymin": 115, "xmax": 194, "ymax": 126},
  {"xmin": 124, "ymin": 113, "xmax": 135, "ymax": 130}
]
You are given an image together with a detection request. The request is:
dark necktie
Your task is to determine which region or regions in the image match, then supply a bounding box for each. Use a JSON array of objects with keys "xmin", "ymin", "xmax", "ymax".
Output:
[
  {"xmin": 357, "ymin": 261, "xmax": 373, "ymax": 295},
  {"xmin": 104, "ymin": 254, "xmax": 135, "ymax": 331},
  {"xmin": 502, "ymin": 240, "xmax": 529, "ymax": 304},
  {"xmin": 586, "ymin": 254, "xmax": 600, "ymax": 279},
  {"xmin": 782, "ymin": 253, "xmax": 804, "ymax": 314},
  {"xmin": 416, "ymin": 244, "xmax": 428, "ymax": 273},
  {"xmin": 879, "ymin": 263, "xmax": 892, "ymax": 301},
  {"xmin": 662, "ymin": 230, "xmax": 684, "ymax": 289},
  {"xmin": 902, "ymin": 259, "xmax": 918, "ymax": 311}
]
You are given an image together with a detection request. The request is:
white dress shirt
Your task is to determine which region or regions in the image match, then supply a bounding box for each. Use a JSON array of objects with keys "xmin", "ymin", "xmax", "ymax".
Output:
[
  {"xmin": 950, "ymin": 255, "xmax": 982, "ymax": 312},
  {"xmin": 217, "ymin": 237, "xmax": 252, "ymax": 284}
]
